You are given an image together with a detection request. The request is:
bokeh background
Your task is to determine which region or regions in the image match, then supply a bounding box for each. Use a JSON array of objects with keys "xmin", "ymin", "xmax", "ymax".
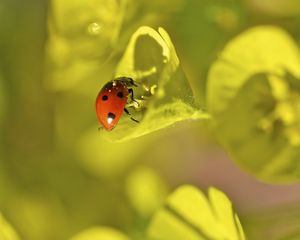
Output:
[{"xmin": 1, "ymin": 0, "xmax": 300, "ymax": 239}]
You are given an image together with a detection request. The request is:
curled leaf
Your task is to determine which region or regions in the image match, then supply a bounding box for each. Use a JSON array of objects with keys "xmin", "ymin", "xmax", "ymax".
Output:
[
  {"xmin": 101, "ymin": 26, "xmax": 209, "ymax": 141},
  {"xmin": 147, "ymin": 185, "xmax": 246, "ymax": 240},
  {"xmin": 207, "ymin": 26, "xmax": 300, "ymax": 183},
  {"xmin": 208, "ymin": 26, "xmax": 300, "ymax": 116}
]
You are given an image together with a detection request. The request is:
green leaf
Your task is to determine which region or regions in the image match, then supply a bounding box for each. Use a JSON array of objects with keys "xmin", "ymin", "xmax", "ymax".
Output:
[
  {"xmin": 207, "ymin": 26, "xmax": 300, "ymax": 183},
  {"xmin": 208, "ymin": 26, "xmax": 300, "ymax": 116},
  {"xmin": 0, "ymin": 213, "xmax": 20, "ymax": 240},
  {"xmin": 147, "ymin": 185, "xmax": 246, "ymax": 240},
  {"xmin": 45, "ymin": 0, "xmax": 126, "ymax": 91},
  {"xmin": 101, "ymin": 26, "xmax": 209, "ymax": 142},
  {"xmin": 70, "ymin": 226, "xmax": 129, "ymax": 240}
]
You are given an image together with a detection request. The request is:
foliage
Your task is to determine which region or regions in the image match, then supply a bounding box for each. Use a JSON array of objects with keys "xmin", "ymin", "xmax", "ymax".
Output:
[
  {"xmin": 207, "ymin": 26, "xmax": 300, "ymax": 183},
  {"xmin": 46, "ymin": 0, "xmax": 127, "ymax": 90},
  {"xmin": 101, "ymin": 26, "xmax": 209, "ymax": 141},
  {"xmin": 2, "ymin": 0, "xmax": 300, "ymax": 240},
  {"xmin": 0, "ymin": 214, "xmax": 20, "ymax": 240},
  {"xmin": 148, "ymin": 185, "xmax": 245, "ymax": 240},
  {"xmin": 70, "ymin": 227, "xmax": 129, "ymax": 240},
  {"xmin": 69, "ymin": 185, "xmax": 245, "ymax": 240}
]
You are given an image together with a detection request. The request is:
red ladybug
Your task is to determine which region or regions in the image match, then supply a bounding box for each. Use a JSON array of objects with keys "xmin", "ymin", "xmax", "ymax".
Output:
[{"xmin": 95, "ymin": 77, "xmax": 139, "ymax": 131}]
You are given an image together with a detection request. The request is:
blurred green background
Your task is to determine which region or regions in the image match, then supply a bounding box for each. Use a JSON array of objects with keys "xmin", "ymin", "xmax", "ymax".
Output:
[{"xmin": 1, "ymin": 0, "xmax": 300, "ymax": 239}]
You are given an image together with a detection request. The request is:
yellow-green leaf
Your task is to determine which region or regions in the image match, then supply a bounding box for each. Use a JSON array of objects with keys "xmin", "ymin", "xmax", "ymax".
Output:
[
  {"xmin": 70, "ymin": 226, "xmax": 129, "ymax": 240},
  {"xmin": 0, "ymin": 213, "xmax": 20, "ymax": 240},
  {"xmin": 101, "ymin": 26, "xmax": 209, "ymax": 142},
  {"xmin": 147, "ymin": 185, "xmax": 245, "ymax": 240},
  {"xmin": 208, "ymin": 26, "xmax": 300, "ymax": 116},
  {"xmin": 45, "ymin": 0, "xmax": 126, "ymax": 90},
  {"xmin": 207, "ymin": 26, "xmax": 300, "ymax": 183}
]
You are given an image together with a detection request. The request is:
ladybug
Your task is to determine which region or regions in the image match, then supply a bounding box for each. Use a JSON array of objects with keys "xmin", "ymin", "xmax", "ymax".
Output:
[{"xmin": 95, "ymin": 77, "xmax": 139, "ymax": 131}]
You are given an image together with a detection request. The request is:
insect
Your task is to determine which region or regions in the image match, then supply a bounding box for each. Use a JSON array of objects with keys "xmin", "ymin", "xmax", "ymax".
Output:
[{"xmin": 95, "ymin": 77, "xmax": 139, "ymax": 131}]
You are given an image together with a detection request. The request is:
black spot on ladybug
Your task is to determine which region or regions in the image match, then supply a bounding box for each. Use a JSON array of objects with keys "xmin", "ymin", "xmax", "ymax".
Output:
[
  {"xmin": 107, "ymin": 112, "xmax": 116, "ymax": 124},
  {"xmin": 102, "ymin": 95, "xmax": 108, "ymax": 101},
  {"xmin": 117, "ymin": 91, "xmax": 123, "ymax": 98},
  {"xmin": 108, "ymin": 112, "xmax": 116, "ymax": 120}
]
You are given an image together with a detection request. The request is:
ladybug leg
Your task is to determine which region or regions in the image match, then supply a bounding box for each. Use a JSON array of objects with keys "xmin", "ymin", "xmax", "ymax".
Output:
[
  {"xmin": 128, "ymin": 88, "xmax": 140, "ymax": 106},
  {"xmin": 130, "ymin": 117, "xmax": 139, "ymax": 123},
  {"xmin": 124, "ymin": 108, "xmax": 139, "ymax": 123},
  {"xmin": 124, "ymin": 108, "xmax": 130, "ymax": 115}
]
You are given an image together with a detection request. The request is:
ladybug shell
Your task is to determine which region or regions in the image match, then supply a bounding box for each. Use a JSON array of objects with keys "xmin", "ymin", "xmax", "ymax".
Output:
[{"xmin": 95, "ymin": 81, "xmax": 129, "ymax": 131}]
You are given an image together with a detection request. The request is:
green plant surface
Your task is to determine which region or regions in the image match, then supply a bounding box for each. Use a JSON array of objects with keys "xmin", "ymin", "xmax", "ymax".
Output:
[
  {"xmin": 4, "ymin": 1, "xmax": 300, "ymax": 239},
  {"xmin": 101, "ymin": 26, "xmax": 209, "ymax": 142},
  {"xmin": 0, "ymin": 213, "xmax": 20, "ymax": 240},
  {"xmin": 207, "ymin": 26, "xmax": 300, "ymax": 183},
  {"xmin": 45, "ymin": 0, "xmax": 127, "ymax": 91},
  {"xmin": 207, "ymin": 26, "xmax": 300, "ymax": 116},
  {"xmin": 70, "ymin": 226, "xmax": 129, "ymax": 240},
  {"xmin": 147, "ymin": 185, "xmax": 245, "ymax": 240},
  {"xmin": 248, "ymin": 0, "xmax": 300, "ymax": 17},
  {"xmin": 0, "ymin": 70, "xmax": 5, "ymax": 126}
]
